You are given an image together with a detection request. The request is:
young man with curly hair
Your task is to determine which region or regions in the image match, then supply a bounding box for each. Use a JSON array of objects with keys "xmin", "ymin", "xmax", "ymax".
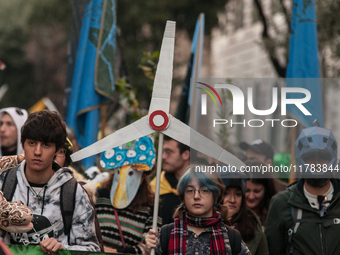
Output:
[{"xmin": 0, "ymin": 110, "xmax": 100, "ymax": 254}]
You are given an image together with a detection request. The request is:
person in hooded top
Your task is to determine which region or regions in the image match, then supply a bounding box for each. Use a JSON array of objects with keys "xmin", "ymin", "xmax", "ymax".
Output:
[
  {"xmin": 95, "ymin": 136, "xmax": 162, "ymax": 254},
  {"xmin": 0, "ymin": 110, "xmax": 100, "ymax": 254},
  {"xmin": 0, "ymin": 107, "xmax": 28, "ymax": 156}
]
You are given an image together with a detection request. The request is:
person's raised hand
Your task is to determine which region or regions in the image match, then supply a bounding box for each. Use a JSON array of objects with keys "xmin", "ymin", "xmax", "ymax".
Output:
[{"xmin": 145, "ymin": 229, "xmax": 159, "ymax": 255}]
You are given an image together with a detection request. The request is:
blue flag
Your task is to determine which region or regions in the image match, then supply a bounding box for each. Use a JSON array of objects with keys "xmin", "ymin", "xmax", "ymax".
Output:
[
  {"xmin": 286, "ymin": 0, "xmax": 323, "ymax": 127},
  {"xmin": 175, "ymin": 14, "xmax": 204, "ymax": 125},
  {"xmin": 66, "ymin": 0, "xmax": 116, "ymax": 168}
]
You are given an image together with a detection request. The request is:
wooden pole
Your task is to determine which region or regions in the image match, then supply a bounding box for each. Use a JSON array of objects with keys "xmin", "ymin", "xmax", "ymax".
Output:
[{"xmin": 150, "ymin": 132, "xmax": 164, "ymax": 255}]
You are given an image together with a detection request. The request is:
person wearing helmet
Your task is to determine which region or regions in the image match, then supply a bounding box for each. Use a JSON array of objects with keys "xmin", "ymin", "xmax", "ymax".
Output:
[
  {"xmin": 265, "ymin": 121, "xmax": 340, "ymax": 255},
  {"xmin": 221, "ymin": 171, "xmax": 269, "ymax": 255}
]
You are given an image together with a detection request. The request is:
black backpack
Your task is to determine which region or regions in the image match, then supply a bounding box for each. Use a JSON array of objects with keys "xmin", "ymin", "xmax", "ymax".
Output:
[
  {"xmin": 160, "ymin": 223, "xmax": 242, "ymax": 255},
  {"xmin": 2, "ymin": 167, "xmax": 104, "ymax": 252}
]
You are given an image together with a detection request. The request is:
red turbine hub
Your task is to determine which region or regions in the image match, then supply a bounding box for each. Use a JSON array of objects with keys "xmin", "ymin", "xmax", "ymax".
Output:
[{"xmin": 149, "ymin": 110, "xmax": 169, "ymax": 131}]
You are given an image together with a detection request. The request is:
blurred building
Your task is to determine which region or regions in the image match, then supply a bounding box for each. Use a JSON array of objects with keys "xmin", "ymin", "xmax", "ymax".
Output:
[{"xmin": 197, "ymin": 0, "xmax": 290, "ymax": 155}]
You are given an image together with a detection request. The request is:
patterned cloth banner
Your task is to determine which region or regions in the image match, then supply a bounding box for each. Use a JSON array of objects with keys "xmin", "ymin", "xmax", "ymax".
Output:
[{"xmin": 66, "ymin": 0, "xmax": 116, "ymax": 168}]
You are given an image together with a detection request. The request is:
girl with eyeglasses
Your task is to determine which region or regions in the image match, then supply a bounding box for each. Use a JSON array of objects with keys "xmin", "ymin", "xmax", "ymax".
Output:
[{"xmin": 145, "ymin": 165, "xmax": 251, "ymax": 255}]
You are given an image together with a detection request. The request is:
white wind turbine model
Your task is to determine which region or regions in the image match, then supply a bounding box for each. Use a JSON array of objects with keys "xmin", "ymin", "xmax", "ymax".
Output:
[{"xmin": 71, "ymin": 20, "xmax": 245, "ymax": 253}]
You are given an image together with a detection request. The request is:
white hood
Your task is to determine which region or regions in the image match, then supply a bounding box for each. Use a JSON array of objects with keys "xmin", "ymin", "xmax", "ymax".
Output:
[{"xmin": 0, "ymin": 107, "xmax": 28, "ymax": 155}]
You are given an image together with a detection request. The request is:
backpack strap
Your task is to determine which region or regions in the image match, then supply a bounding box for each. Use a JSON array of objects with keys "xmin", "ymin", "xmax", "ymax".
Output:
[
  {"xmin": 2, "ymin": 168, "xmax": 104, "ymax": 251},
  {"xmin": 2, "ymin": 167, "xmax": 19, "ymax": 201},
  {"xmin": 160, "ymin": 223, "xmax": 174, "ymax": 255},
  {"xmin": 288, "ymin": 190, "xmax": 303, "ymax": 255},
  {"xmin": 226, "ymin": 225, "xmax": 242, "ymax": 255},
  {"xmin": 2, "ymin": 168, "xmax": 77, "ymax": 238},
  {"xmin": 60, "ymin": 178, "xmax": 77, "ymax": 244},
  {"xmin": 78, "ymin": 181, "xmax": 105, "ymax": 252}
]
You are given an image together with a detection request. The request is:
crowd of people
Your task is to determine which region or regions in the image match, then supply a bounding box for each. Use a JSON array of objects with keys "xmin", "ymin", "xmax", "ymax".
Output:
[{"xmin": 0, "ymin": 107, "xmax": 339, "ymax": 255}]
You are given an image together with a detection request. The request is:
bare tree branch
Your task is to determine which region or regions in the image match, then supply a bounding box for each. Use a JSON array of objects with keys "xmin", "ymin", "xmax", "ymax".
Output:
[
  {"xmin": 279, "ymin": 0, "xmax": 290, "ymax": 30},
  {"xmin": 253, "ymin": 0, "xmax": 286, "ymax": 77}
]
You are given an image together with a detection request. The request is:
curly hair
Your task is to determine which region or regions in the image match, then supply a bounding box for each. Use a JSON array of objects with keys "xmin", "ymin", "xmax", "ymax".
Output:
[{"xmin": 21, "ymin": 110, "xmax": 66, "ymax": 152}]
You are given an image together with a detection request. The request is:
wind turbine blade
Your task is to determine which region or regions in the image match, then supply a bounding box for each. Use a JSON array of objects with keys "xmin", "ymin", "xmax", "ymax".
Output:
[
  {"xmin": 149, "ymin": 21, "xmax": 175, "ymax": 115},
  {"xmin": 163, "ymin": 115, "xmax": 245, "ymax": 169},
  {"xmin": 70, "ymin": 116, "xmax": 154, "ymax": 162}
]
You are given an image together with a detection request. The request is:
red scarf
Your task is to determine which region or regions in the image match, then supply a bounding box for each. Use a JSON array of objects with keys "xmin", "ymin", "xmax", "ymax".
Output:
[{"xmin": 168, "ymin": 210, "xmax": 226, "ymax": 255}]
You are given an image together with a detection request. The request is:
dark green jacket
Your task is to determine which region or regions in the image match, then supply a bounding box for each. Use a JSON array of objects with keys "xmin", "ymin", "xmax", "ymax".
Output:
[
  {"xmin": 265, "ymin": 179, "xmax": 340, "ymax": 255},
  {"xmin": 246, "ymin": 209, "xmax": 269, "ymax": 255}
]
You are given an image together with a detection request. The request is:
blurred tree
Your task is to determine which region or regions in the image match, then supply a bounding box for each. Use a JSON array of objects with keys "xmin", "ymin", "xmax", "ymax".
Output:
[
  {"xmin": 0, "ymin": 0, "xmax": 226, "ymax": 111},
  {"xmin": 0, "ymin": 0, "xmax": 34, "ymax": 109},
  {"xmin": 253, "ymin": 0, "xmax": 340, "ymax": 78},
  {"xmin": 116, "ymin": 0, "xmax": 227, "ymax": 105},
  {"xmin": 0, "ymin": 0, "xmax": 71, "ymax": 111},
  {"xmin": 316, "ymin": 0, "xmax": 340, "ymax": 77}
]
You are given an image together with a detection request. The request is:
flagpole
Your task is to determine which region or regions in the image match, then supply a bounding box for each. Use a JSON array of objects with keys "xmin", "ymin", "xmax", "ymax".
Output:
[
  {"xmin": 289, "ymin": 124, "xmax": 297, "ymax": 183},
  {"xmin": 194, "ymin": 13, "xmax": 205, "ymax": 129},
  {"xmin": 100, "ymin": 104, "xmax": 107, "ymax": 138},
  {"xmin": 151, "ymin": 132, "xmax": 164, "ymax": 255},
  {"xmin": 189, "ymin": 13, "xmax": 204, "ymax": 129}
]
